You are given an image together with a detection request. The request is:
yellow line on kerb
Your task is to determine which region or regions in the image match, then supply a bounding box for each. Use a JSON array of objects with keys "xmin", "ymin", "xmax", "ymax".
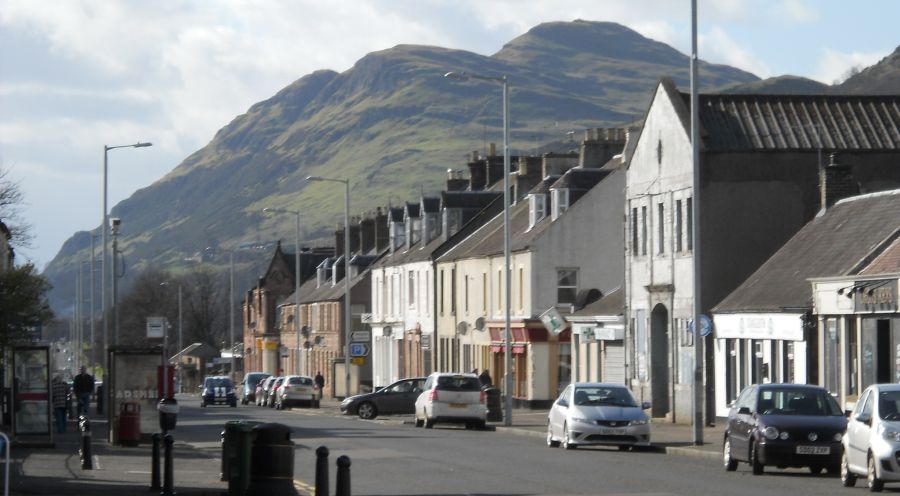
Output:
[{"xmin": 294, "ymin": 479, "xmax": 315, "ymax": 495}]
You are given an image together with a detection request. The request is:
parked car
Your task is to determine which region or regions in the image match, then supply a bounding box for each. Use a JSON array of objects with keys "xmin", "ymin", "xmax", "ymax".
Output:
[
  {"xmin": 275, "ymin": 375, "xmax": 317, "ymax": 409},
  {"xmin": 723, "ymin": 383, "xmax": 846, "ymax": 475},
  {"xmin": 841, "ymin": 383, "xmax": 900, "ymax": 491},
  {"xmin": 257, "ymin": 376, "xmax": 277, "ymax": 406},
  {"xmin": 546, "ymin": 382, "xmax": 651, "ymax": 450},
  {"xmin": 341, "ymin": 377, "xmax": 426, "ymax": 419},
  {"xmin": 200, "ymin": 376, "xmax": 237, "ymax": 408},
  {"xmin": 266, "ymin": 377, "xmax": 285, "ymax": 408},
  {"xmin": 414, "ymin": 372, "xmax": 486, "ymax": 429},
  {"xmin": 240, "ymin": 372, "xmax": 270, "ymax": 405}
]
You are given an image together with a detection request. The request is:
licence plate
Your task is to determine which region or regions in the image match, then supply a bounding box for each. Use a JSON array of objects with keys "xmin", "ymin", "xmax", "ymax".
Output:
[
  {"xmin": 296, "ymin": 388, "xmax": 307, "ymax": 392},
  {"xmin": 449, "ymin": 403, "xmax": 467, "ymax": 408},
  {"xmin": 796, "ymin": 446, "xmax": 830, "ymax": 455},
  {"xmin": 599, "ymin": 428, "xmax": 624, "ymax": 435}
]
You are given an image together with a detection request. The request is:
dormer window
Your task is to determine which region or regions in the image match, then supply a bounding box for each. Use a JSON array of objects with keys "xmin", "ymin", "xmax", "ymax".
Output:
[
  {"xmin": 528, "ymin": 194, "xmax": 546, "ymax": 229},
  {"xmin": 551, "ymin": 188, "xmax": 569, "ymax": 221}
]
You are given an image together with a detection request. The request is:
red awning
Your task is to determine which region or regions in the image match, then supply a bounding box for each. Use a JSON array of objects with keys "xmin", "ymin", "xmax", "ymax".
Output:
[
  {"xmin": 512, "ymin": 345, "xmax": 526, "ymax": 354},
  {"xmin": 489, "ymin": 345, "xmax": 503, "ymax": 353}
]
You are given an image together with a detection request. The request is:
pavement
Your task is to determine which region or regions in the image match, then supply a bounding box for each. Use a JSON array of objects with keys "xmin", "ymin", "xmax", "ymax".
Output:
[{"xmin": 1, "ymin": 396, "xmax": 724, "ymax": 496}]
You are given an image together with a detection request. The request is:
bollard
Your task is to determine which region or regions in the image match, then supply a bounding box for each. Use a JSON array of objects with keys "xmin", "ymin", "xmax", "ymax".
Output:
[
  {"xmin": 314, "ymin": 446, "xmax": 329, "ymax": 496},
  {"xmin": 335, "ymin": 455, "xmax": 351, "ymax": 496},
  {"xmin": 150, "ymin": 433, "xmax": 161, "ymax": 491},
  {"xmin": 79, "ymin": 416, "xmax": 93, "ymax": 470},
  {"xmin": 162, "ymin": 434, "xmax": 174, "ymax": 496}
]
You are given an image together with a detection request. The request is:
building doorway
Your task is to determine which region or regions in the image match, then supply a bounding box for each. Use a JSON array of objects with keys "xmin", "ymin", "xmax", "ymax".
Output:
[{"xmin": 650, "ymin": 304, "xmax": 670, "ymax": 417}]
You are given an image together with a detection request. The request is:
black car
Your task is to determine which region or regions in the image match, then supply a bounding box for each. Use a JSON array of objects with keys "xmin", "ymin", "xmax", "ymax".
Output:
[
  {"xmin": 723, "ymin": 384, "xmax": 847, "ymax": 475},
  {"xmin": 200, "ymin": 376, "xmax": 237, "ymax": 408},
  {"xmin": 340, "ymin": 377, "xmax": 426, "ymax": 419}
]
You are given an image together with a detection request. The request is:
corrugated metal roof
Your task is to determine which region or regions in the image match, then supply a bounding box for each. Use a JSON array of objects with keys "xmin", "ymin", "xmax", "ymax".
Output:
[
  {"xmin": 683, "ymin": 93, "xmax": 900, "ymax": 152},
  {"xmin": 714, "ymin": 189, "xmax": 900, "ymax": 313}
]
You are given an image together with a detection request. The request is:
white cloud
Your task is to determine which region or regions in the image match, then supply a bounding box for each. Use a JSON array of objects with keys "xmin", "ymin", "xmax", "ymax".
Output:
[
  {"xmin": 700, "ymin": 27, "xmax": 771, "ymax": 78},
  {"xmin": 776, "ymin": 0, "xmax": 820, "ymax": 23},
  {"xmin": 813, "ymin": 48, "xmax": 887, "ymax": 84}
]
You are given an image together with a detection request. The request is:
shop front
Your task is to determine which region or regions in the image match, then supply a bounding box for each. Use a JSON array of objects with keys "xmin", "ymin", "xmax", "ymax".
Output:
[
  {"xmin": 487, "ymin": 322, "xmax": 569, "ymax": 408},
  {"xmin": 712, "ymin": 313, "xmax": 809, "ymax": 417}
]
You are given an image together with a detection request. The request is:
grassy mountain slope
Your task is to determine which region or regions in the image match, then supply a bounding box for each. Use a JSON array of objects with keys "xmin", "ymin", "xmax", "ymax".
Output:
[{"xmin": 44, "ymin": 20, "xmax": 760, "ymax": 313}]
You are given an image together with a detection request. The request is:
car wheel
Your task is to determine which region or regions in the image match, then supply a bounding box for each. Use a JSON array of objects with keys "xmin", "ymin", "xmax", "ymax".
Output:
[
  {"xmin": 808, "ymin": 465, "xmax": 823, "ymax": 475},
  {"xmin": 723, "ymin": 436, "xmax": 738, "ymax": 471},
  {"xmin": 357, "ymin": 402, "xmax": 377, "ymax": 420},
  {"xmin": 562, "ymin": 423, "xmax": 576, "ymax": 450},
  {"xmin": 868, "ymin": 454, "xmax": 884, "ymax": 492},
  {"xmin": 200, "ymin": 401, "xmax": 206, "ymax": 408},
  {"xmin": 750, "ymin": 441, "xmax": 764, "ymax": 475},
  {"xmin": 546, "ymin": 422, "xmax": 559, "ymax": 447},
  {"xmin": 424, "ymin": 417, "xmax": 435, "ymax": 429},
  {"xmin": 414, "ymin": 416, "xmax": 424, "ymax": 428},
  {"xmin": 618, "ymin": 445, "xmax": 631, "ymax": 452},
  {"xmin": 477, "ymin": 420, "xmax": 486, "ymax": 430},
  {"xmin": 841, "ymin": 450, "xmax": 857, "ymax": 487},
  {"xmin": 230, "ymin": 402, "xmax": 236, "ymax": 408}
]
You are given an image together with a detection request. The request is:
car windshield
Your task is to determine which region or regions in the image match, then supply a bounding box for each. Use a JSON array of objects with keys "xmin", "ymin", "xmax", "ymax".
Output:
[
  {"xmin": 573, "ymin": 386, "xmax": 638, "ymax": 407},
  {"xmin": 757, "ymin": 388, "xmax": 842, "ymax": 416},
  {"xmin": 206, "ymin": 378, "xmax": 233, "ymax": 388},
  {"xmin": 436, "ymin": 376, "xmax": 481, "ymax": 391},
  {"xmin": 290, "ymin": 377, "xmax": 313, "ymax": 386},
  {"xmin": 879, "ymin": 391, "xmax": 900, "ymax": 420},
  {"xmin": 247, "ymin": 374, "xmax": 269, "ymax": 386}
]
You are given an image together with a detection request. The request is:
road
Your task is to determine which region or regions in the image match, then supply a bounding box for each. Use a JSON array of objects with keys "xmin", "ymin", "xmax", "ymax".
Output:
[{"xmin": 174, "ymin": 398, "xmax": 852, "ymax": 496}]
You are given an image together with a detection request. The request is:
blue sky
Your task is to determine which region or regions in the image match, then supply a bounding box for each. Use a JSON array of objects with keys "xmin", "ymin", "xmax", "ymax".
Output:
[{"xmin": 0, "ymin": 0, "xmax": 897, "ymax": 269}]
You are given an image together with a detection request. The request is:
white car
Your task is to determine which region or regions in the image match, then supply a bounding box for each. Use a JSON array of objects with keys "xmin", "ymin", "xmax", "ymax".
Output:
[
  {"xmin": 414, "ymin": 372, "xmax": 487, "ymax": 429},
  {"xmin": 547, "ymin": 382, "xmax": 651, "ymax": 450},
  {"xmin": 842, "ymin": 383, "xmax": 900, "ymax": 491},
  {"xmin": 275, "ymin": 375, "xmax": 317, "ymax": 409}
]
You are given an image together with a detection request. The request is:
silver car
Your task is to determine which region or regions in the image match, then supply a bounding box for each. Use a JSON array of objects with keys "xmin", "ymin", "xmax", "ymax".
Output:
[
  {"xmin": 547, "ymin": 383, "xmax": 651, "ymax": 450},
  {"xmin": 842, "ymin": 383, "xmax": 900, "ymax": 491}
]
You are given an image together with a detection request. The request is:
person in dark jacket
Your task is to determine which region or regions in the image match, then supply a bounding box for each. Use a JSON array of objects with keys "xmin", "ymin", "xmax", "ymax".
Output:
[
  {"xmin": 73, "ymin": 366, "xmax": 95, "ymax": 416},
  {"xmin": 51, "ymin": 375, "xmax": 70, "ymax": 433},
  {"xmin": 314, "ymin": 372, "xmax": 325, "ymax": 399},
  {"xmin": 478, "ymin": 369, "xmax": 493, "ymax": 388}
]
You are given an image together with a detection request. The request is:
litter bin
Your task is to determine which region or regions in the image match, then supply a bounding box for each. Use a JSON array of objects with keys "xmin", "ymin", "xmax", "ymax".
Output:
[
  {"xmin": 118, "ymin": 402, "xmax": 141, "ymax": 446},
  {"xmin": 484, "ymin": 387, "xmax": 503, "ymax": 422},
  {"xmin": 246, "ymin": 423, "xmax": 294, "ymax": 496},
  {"xmin": 221, "ymin": 420, "xmax": 262, "ymax": 496}
]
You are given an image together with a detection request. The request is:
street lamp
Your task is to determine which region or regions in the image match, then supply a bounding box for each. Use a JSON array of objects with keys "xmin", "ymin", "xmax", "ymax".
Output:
[
  {"xmin": 101, "ymin": 141, "xmax": 151, "ymax": 380},
  {"xmin": 444, "ymin": 71, "xmax": 512, "ymax": 426},
  {"xmin": 305, "ymin": 175, "xmax": 351, "ymax": 398},
  {"xmin": 263, "ymin": 207, "xmax": 303, "ymax": 377}
]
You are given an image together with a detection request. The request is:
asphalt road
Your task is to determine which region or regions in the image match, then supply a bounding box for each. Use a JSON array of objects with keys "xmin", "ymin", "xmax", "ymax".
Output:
[{"xmin": 175, "ymin": 399, "xmax": 859, "ymax": 496}]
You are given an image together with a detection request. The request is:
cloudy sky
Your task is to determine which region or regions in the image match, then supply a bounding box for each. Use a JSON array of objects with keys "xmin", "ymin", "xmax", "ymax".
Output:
[{"xmin": 1, "ymin": 0, "xmax": 896, "ymax": 269}]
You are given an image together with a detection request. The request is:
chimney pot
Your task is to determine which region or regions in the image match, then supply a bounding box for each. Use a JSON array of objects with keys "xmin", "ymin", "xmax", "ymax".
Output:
[{"xmin": 489, "ymin": 142, "xmax": 496, "ymax": 157}]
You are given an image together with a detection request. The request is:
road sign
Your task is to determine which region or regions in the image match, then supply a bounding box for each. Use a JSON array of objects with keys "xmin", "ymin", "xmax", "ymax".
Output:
[
  {"xmin": 360, "ymin": 313, "xmax": 373, "ymax": 324},
  {"xmin": 146, "ymin": 316, "xmax": 166, "ymax": 339},
  {"xmin": 350, "ymin": 343, "xmax": 370, "ymax": 357},
  {"xmin": 350, "ymin": 330, "xmax": 371, "ymax": 342},
  {"xmin": 687, "ymin": 314, "xmax": 713, "ymax": 337},
  {"xmin": 350, "ymin": 357, "xmax": 366, "ymax": 366}
]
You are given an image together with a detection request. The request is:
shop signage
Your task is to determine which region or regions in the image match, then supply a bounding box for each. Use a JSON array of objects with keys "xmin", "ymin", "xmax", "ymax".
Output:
[
  {"xmin": 854, "ymin": 280, "xmax": 897, "ymax": 313},
  {"xmin": 539, "ymin": 307, "xmax": 568, "ymax": 334}
]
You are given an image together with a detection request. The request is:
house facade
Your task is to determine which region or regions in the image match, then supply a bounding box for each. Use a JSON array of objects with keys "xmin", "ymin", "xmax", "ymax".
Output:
[{"xmin": 626, "ymin": 79, "xmax": 900, "ymax": 422}]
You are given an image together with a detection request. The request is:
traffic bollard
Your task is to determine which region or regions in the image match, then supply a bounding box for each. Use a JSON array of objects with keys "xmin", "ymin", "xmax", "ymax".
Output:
[
  {"xmin": 150, "ymin": 433, "xmax": 161, "ymax": 491},
  {"xmin": 79, "ymin": 416, "xmax": 93, "ymax": 470},
  {"xmin": 314, "ymin": 446, "xmax": 329, "ymax": 496},
  {"xmin": 335, "ymin": 455, "xmax": 351, "ymax": 496},
  {"xmin": 162, "ymin": 434, "xmax": 174, "ymax": 496}
]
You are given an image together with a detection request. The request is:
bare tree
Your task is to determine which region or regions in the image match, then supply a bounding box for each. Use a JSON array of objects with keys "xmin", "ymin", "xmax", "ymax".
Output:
[
  {"xmin": 182, "ymin": 266, "xmax": 225, "ymax": 348},
  {"xmin": 0, "ymin": 166, "xmax": 33, "ymax": 248}
]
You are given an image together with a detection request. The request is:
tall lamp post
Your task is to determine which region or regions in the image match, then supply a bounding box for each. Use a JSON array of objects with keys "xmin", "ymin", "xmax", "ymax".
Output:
[
  {"xmin": 263, "ymin": 208, "xmax": 303, "ymax": 376},
  {"xmin": 305, "ymin": 176, "xmax": 350, "ymax": 398},
  {"xmin": 444, "ymin": 70, "xmax": 512, "ymax": 426},
  {"xmin": 101, "ymin": 141, "xmax": 151, "ymax": 379}
]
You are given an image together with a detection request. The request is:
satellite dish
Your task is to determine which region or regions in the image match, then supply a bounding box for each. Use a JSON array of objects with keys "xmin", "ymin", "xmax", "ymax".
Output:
[
  {"xmin": 314, "ymin": 336, "xmax": 324, "ymax": 345},
  {"xmin": 456, "ymin": 321, "xmax": 469, "ymax": 335},
  {"xmin": 474, "ymin": 317, "xmax": 485, "ymax": 331},
  {"xmin": 301, "ymin": 326, "xmax": 310, "ymax": 338},
  {"xmin": 383, "ymin": 326, "xmax": 392, "ymax": 337},
  {"xmin": 303, "ymin": 341, "xmax": 312, "ymax": 350}
]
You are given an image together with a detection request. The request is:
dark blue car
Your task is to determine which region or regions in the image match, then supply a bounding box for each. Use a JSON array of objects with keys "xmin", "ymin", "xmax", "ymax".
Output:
[{"xmin": 200, "ymin": 376, "xmax": 237, "ymax": 408}]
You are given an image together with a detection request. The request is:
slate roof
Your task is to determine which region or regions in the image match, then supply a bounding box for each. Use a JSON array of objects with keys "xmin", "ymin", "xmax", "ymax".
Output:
[
  {"xmin": 389, "ymin": 207, "xmax": 404, "ymax": 222},
  {"xmin": 551, "ymin": 168, "xmax": 610, "ymax": 191},
  {"xmin": 571, "ymin": 288, "xmax": 624, "ymax": 318},
  {"xmin": 660, "ymin": 78, "xmax": 900, "ymax": 152},
  {"xmin": 422, "ymin": 197, "xmax": 440, "ymax": 213},
  {"xmin": 405, "ymin": 202, "xmax": 420, "ymax": 218},
  {"xmin": 713, "ymin": 189, "xmax": 900, "ymax": 313},
  {"xmin": 441, "ymin": 191, "xmax": 500, "ymax": 210},
  {"xmin": 859, "ymin": 237, "xmax": 900, "ymax": 275}
]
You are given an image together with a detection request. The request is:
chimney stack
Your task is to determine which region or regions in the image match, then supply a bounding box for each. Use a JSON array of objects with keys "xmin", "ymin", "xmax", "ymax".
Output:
[
  {"xmin": 819, "ymin": 152, "xmax": 858, "ymax": 213},
  {"xmin": 348, "ymin": 219, "xmax": 360, "ymax": 257},
  {"xmin": 359, "ymin": 215, "xmax": 375, "ymax": 254},
  {"xmin": 489, "ymin": 142, "xmax": 496, "ymax": 157},
  {"xmin": 374, "ymin": 207, "xmax": 389, "ymax": 252},
  {"xmin": 335, "ymin": 226, "xmax": 345, "ymax": 257},
  {"xmin": 446, "ymin": 169, "xmax": 468, "ymax": 191}
]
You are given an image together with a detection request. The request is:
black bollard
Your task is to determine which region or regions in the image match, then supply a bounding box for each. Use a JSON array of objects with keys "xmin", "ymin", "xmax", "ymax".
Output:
[
  {"xmin": 335, "ymin": 455, "xmax": 351, "ymax": 496},
  {"xmin": 314, "ymin": 446, "xmax": 329, "ymax": 496},
  {"xmin": 79, "ymin": 416, "xmax": 93, "ymax": 470},
  {"xmin": 150, "ymin": 433, "xmax": 161, "ymax": 491},
  {"xmin": 162, "ymin": 434, "xmax": 175, "ymax": 496}
]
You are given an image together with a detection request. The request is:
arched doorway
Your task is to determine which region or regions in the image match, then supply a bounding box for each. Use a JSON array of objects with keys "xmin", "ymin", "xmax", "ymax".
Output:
[{"xmin": 650, "ymin": 304, "xmax": 670, "ymax": 417}]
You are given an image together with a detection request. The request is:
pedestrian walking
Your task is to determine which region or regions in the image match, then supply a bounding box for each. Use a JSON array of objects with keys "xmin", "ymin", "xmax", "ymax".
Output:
[
  {"xmin": 314, "ymin": 371, "xmax": 325, "ymax": 399},
  {"xmin": 73, "ymin": 366, "xmax": 95, "ymax": 416},
  {"xmin": 478, "ymin": 369, "xmax": 493, "ymax": 388},
  {"xmin": 51, "ymin": 374, "xmax": 69, "ymax": 433}
]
